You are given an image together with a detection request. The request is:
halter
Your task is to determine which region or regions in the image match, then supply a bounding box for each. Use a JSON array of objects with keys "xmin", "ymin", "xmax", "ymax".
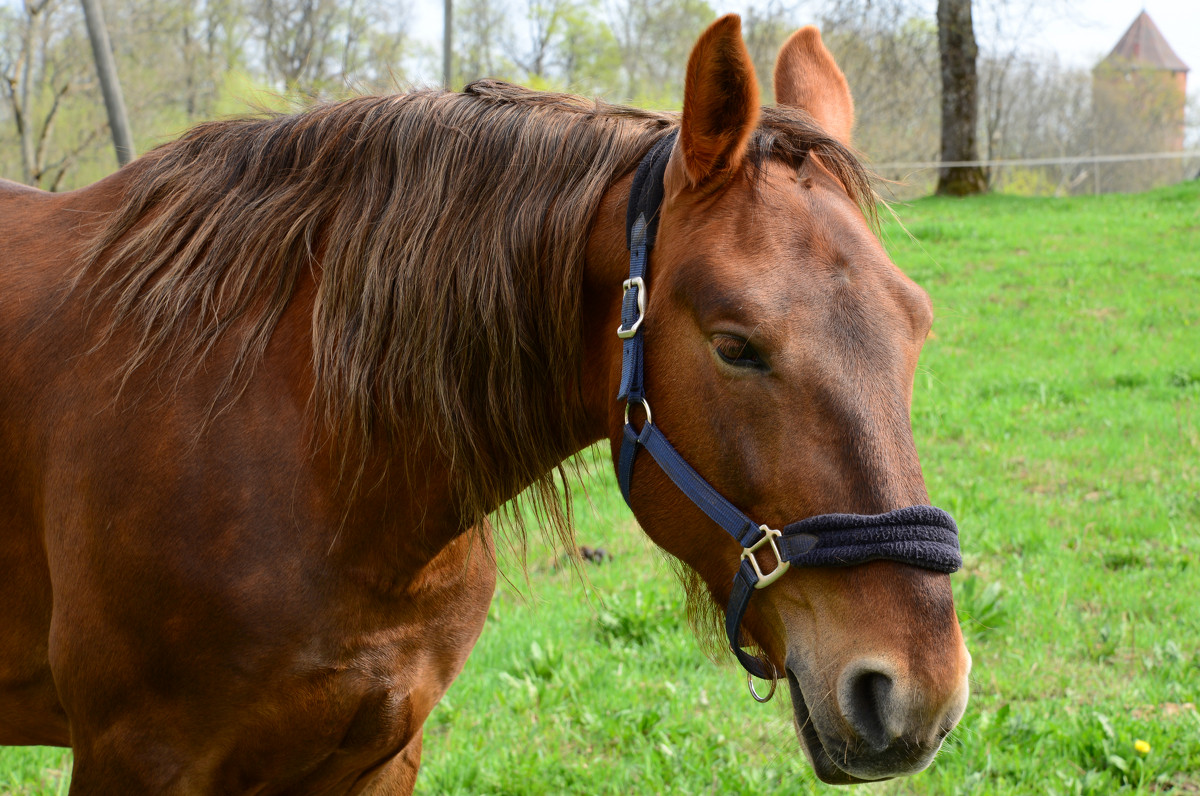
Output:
[{"xmin": 615, "ymin": 132, "xmax": 962, "ymax": 691}]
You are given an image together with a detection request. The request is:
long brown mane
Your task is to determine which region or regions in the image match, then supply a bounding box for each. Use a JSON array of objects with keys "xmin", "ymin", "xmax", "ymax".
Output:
[{"xmin": 80, "ymin": 79, "xmax": 875, "ymax": 540}]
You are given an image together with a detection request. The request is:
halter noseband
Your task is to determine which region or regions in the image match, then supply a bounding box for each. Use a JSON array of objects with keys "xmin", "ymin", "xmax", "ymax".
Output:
[{"xmin": 615, "ymin": 132, "xmax": 962, "ymax": 685}]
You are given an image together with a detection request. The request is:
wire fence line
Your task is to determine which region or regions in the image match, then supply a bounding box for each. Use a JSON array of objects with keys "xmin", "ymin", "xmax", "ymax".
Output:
[
  {"xmin": 865, "ymin": 149, "xmax": 1200, "ymax": 197},
  {"xmin": 868, "ymin": 150, "xmax": 1200, "ymax": 171}
]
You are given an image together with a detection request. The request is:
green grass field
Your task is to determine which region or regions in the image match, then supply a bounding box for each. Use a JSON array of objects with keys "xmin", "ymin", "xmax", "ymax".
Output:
[{"xmin": 3, "ymin": 181, "xmax": 1198, "ymax": 794}]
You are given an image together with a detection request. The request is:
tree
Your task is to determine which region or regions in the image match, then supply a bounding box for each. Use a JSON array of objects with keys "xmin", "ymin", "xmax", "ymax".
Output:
[
  {"xmin": 741, "ymin": 0, "xmax": 798, "ymax": 99},
  {"xmin": 501, "ymin": 0, "xmax": 619, "ymax": 93},
  {"xmin": 0, "ymin": 0, "xmax": 104, "ymax": 188},
  {"xmin": 80, "ymin": 0, "xmax": 135, "ymax": 165},
  {"xmin": 606, "ymin": 0, "xmax": 714, "ymax": 104},
  {"xmin": 454, "ymin": 0, "xmax": 512, "ymax": 84},
  {"xmin": 936, "ymin": 0, "xmax": 986, "ymax": 195},
  {"xmin": 978, "ymin": 54, "xmax": 1092, "ymax": 194},
  {"xmin": 551, "ymin": 1, "xmax": 620, "ymax": 92},
  {"xmin": 511, "ymin": 0, "xmax": 565, "ymax": 80},
  {"xmin": 822, "ymin": 8, "xmax": 940, "ymax": 173},
  {"xmin": 250, "ymin": 0, "xmax": 409, "ymax": 94},
  {"xmin": 253, "ymin": 0, "xmax": 339, "ymax": 92},
  {"xmin": 443, "ymin": 0, "xmax": 451, "ymax": 87}
]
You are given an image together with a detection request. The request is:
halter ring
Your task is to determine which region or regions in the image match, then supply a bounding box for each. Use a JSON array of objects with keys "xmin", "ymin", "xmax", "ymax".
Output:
[
  {"xmin": 747, "ymin": 660, "xmax": 779, "ymax": 703},
  {"xmin": 624, "ymin": 397, "xmax": 652, "ymax": 429}
]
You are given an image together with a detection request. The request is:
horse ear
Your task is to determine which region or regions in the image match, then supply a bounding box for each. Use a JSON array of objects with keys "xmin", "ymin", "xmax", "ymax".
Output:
[
  {"xmin": 666, "ymin": 14, "xmax": 760, "ymax": 194},
  {"xmin": 773, "ymin": 26, "xmax": 854, "ymax": 145}
]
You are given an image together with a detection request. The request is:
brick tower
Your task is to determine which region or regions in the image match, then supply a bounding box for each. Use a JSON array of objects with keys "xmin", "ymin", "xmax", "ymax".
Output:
[{"xmin": 1092, "ymin": 11, "xmax": 1189, "ymax": 190}]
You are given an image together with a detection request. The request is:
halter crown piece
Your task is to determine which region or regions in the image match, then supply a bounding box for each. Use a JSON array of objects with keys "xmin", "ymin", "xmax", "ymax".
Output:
[{"xmin": 616, "ymin": 132, "xmax": 963, "ymax": 692}]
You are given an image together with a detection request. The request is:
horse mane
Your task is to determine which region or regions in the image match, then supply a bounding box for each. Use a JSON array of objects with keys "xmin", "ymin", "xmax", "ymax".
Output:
[{"xmin": 79, "ymin": 80, "xmax": 875, "ymax": 579}]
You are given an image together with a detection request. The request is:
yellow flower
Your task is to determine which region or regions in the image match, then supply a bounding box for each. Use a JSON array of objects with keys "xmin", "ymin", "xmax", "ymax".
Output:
[{"xmin": 1134, "ymin": 739, "xmax": 1151, "ymax": 755}]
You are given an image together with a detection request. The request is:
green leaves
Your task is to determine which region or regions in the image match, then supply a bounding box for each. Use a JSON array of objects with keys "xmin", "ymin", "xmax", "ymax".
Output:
[
  {"xmin": 956, "ymin": 573, "xmax": 1008, "ymax": 641},
  {"xmin": 595, "ymin": 590, "xmax": 680, "ymax": 647}
]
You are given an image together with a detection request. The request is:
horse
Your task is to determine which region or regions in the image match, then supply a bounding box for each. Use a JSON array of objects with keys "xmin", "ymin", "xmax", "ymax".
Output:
[{"xmin": 0, "ymin": 15, "xmax": 970, "ymax": 793}]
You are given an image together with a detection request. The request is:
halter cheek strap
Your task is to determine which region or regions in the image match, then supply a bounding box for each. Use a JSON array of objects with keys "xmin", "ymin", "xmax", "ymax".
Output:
[{"xmin": 615, "ymin": 132, "xmax": 962, "ymax": 683}]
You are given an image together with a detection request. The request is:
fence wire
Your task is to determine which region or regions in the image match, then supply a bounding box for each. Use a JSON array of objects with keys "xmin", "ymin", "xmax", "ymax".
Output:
[{"xmin": 867, "ymin": 150, "xmax": 1200, "ymax": 198}]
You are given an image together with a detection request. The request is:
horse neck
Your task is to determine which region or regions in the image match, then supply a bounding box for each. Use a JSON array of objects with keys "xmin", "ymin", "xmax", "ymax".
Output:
[
  {"xmin": 317, "ymin": 238, "xmax": 627, "ymax": 573},
  {"xmin": 309, "ymin": 200, "xmax": 629, "ymax": 560},
  {"xmin": 351, "ymin": 176, "xmax": 634, "ymax": 552},
  {"xmin": 577, "ymin": 173, "xmax": 637, "ymax": 447},
  {"xmin": 333, "ymin": 131, "xmax": 649, "ymax": 531}
]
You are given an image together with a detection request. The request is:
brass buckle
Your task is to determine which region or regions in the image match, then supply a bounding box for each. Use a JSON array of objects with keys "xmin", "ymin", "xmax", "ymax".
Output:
[
  {"xmin": 615, "ymin": 277, "xmax": 646, "ymax": 339},
  {"xmin": 741, "ymin": 525, "xmax": 790, "ymax": 589}
]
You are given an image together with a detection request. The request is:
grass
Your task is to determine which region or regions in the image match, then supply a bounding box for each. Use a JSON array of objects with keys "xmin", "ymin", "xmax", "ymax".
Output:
[{"xmin": 3, "ymin": 181, "xmax": 1198, "ymax": 794}]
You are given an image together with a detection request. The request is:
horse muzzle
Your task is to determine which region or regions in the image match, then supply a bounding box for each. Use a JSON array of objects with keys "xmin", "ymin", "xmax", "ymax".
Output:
[{"xmin": 786, "ymin": 653, "xmax": 970, "ymax": 784}]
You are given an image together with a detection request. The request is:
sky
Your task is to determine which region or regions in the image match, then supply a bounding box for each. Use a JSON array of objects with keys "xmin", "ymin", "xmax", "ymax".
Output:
[
  {"xmin": 407, "ymin": 0, "xmax": 1199, "ymax": 93},
  {"xmin": 1020, "ymin": 1, "xmax": 1197, "ymax": 75}
]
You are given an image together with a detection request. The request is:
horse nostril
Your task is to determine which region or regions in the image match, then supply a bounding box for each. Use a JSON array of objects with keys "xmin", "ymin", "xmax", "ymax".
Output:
[{"xmin": 840, "ymin": 665, "xmax": 899, "ymax": 751}]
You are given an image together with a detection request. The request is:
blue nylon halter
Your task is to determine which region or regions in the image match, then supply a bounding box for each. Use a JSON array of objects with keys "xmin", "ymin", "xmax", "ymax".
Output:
[{"xmin": 615, "ymin": 132, "xmax": 962, "ymax": 682}]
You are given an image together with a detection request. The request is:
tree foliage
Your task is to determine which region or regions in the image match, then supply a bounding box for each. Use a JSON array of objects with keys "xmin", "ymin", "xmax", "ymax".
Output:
[
  {"xmin": 0, "ymin": 0, "xmax": 411, "ymax": 187},
  {"xmin": 0, "ymin": 0, "xmax": 1193, "ymax": 194},
  {"xmin": 0, "ymin": 0, "xmax": 99, "ymax": 188}
]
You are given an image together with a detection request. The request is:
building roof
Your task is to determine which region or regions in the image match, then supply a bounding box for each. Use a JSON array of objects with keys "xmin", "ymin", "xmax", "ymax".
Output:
[{"xmin": 1102, "ymin": 11, "xmax": 1189, "ymax": 73}]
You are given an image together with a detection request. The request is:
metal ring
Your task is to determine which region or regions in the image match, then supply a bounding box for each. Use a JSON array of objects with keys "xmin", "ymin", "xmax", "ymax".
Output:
[
  {"xmin": 624, "ymin": 398, "xmax": 652, "ymax": 429},
  {"xmin": 747, "ymin": 660, "xmax": 779, "ymax": 703}
]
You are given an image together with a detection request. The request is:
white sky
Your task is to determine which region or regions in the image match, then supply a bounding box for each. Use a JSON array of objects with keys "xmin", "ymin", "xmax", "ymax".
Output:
[
  {"xmin": 1022, "ymin": 1, "xmax": 1197, "ymax": 75},
  {"xmin": 408, "ymin": 0, "xmax": 1198, "ymax": 94}
]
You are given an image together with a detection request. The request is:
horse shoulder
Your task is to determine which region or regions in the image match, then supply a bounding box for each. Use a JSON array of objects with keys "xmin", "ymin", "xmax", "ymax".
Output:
[{"xmin": 0, "ymin": 179, "xmax": 90, "ymax": 747}]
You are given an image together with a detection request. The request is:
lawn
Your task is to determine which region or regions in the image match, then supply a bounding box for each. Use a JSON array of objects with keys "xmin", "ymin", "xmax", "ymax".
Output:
[{"xmin": 3, "ymin": 181, "xmax": 1198, "ymax": 794}]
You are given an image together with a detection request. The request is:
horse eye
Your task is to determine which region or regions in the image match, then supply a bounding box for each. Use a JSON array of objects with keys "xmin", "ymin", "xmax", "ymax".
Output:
[{"xmin": 713, "ymin": 335, "xmax": 766, "ymax": 370}]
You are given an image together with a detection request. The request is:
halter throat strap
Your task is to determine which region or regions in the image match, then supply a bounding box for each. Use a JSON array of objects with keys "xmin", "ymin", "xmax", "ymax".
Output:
[{"xmin": 614, "ymin": 134, "xmax": 962, "ymax": 682}]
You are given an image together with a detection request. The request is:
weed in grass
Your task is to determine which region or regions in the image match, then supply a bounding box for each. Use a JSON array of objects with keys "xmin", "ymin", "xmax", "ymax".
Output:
[
  {"xmin": 513, "ymin": 640, "xmax": 562, "ymax": 682},
  {"xmin": 595, "ymin": 590, "xmax": 680, "ymax": 647},
  {"xmin": 1170, "ymin": 369, "xmax": 1200, "ymax": 390},
  {"xmin": 955, "ymin": 574, "xmax": 1008, "ymax": 642},
  {"xmin": 1112, "ymin": 372, "xmax": 1149, "ymax": 390},
  {"xmin": 1101, "ymin": 550, "xmax": 1143, "ymax": 571},
  {"xmin": 1088, "ymin": 620, "xmax": 1124, "ymax": 663}
]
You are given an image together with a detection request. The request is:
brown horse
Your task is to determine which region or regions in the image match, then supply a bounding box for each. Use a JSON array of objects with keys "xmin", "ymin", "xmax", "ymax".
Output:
[{"xmin": 0, "ymin": 16, "xmax": 969, "ymax": 793}]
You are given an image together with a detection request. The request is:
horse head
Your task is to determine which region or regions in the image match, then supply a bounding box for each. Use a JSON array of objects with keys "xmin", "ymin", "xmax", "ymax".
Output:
[{"xmin": 585, "ymin": 16, "xmax": 970, "ymax": 783}]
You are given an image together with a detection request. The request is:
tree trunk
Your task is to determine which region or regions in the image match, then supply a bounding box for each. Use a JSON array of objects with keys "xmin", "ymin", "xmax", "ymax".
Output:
[
  {"xmin": 80, "ymin": 0, "xmax": 135, "ymax": 166},
  {"xmin": 18, "ymin": 2, "xmax": 44, "ymax": 184},
  {"xmin": 936, "ymin": 0, "xmax": 986, "ymax": 195},
  {"xmin": 443, "ymin": 0, "xmax": 452, "ymax": 88}
]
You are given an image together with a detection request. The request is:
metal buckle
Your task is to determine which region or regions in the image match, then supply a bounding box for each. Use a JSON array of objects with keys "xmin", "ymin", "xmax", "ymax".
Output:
[
  {"xmin": 616, "ymin": 277, "xmax": 646, "ymax": 339},
  {"xmin": 741, "ymin": 525, "xmax": 790, "ymax": 589}
]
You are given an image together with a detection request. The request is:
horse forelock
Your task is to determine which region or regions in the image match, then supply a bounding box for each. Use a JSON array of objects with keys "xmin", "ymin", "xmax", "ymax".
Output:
[{"xmin": 78, "ymin": 80, "xmax": 876, "ymax": 552}]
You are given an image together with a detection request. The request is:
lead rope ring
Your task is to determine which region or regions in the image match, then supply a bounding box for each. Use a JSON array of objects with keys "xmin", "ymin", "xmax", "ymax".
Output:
[{"xmin": 747, "ymin": 659, "xmax": 779, "ymax": 703}]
